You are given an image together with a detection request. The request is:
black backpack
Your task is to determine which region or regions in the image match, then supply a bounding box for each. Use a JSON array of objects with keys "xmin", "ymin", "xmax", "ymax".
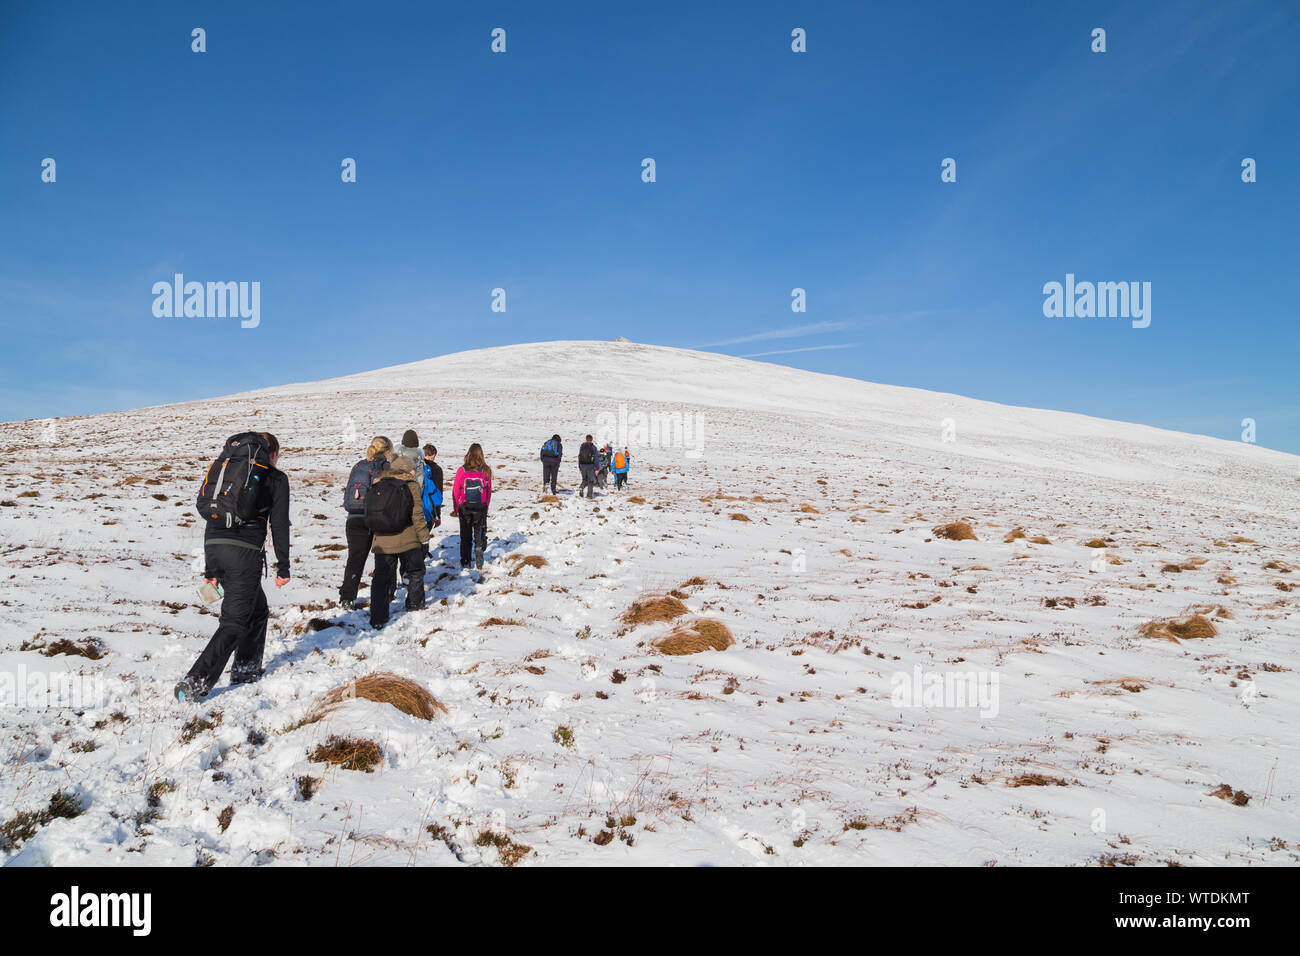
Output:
[
  {"xmin": 578, "ymin": 443, "xmax": 595, "ymax": 465},
  {"xmin": 541, "ymin": 438, "xmax": 559, "ymax": 460},
  {"xmin": 462, "ymin": 475, "xmax": 485, "ymax": 506},
  {"xmin": 343, "ymin": 458, "xmax": 386, "ymax": 514},
  {"xmin": 197, "ymin": 433, "xmax": 273, "ymax": 528},
  {"xmin": 364, "ymin": 477, "xmax": 414, "ymax": 534}
]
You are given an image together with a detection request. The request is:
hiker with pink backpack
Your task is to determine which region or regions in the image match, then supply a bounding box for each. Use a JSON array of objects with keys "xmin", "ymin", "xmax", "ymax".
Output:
[{"xmin": 451, "ymin": 443, "xmax": 494, "ymax": 570}]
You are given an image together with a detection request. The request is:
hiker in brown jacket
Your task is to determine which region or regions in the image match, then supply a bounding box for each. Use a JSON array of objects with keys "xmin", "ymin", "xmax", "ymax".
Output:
[{"xmin": 369, "ymin": 455, "xmax": 428, "ymax": 628}]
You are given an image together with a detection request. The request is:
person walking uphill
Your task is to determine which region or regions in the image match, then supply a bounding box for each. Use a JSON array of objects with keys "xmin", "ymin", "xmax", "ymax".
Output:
[
  {"xmin": 612, "ymin": 447, "xmax": 631, "ymax": 489},
  {"xmin": 421, "ymin": 444, "xmax": 444, "ymax": 530},
  {"xmin": 339, "ymin": 436, "xmax": 392, "ymax": 609},
  {"xmin": 540, "ymin": 434, "xmax": 562, "ymax": 495},
  {"xmin": 366, "ymin": 454, "xmax": 428, "ymax": 628},
  {"xmin": 578, "ymin": 434, "xmax": 599, "ymax": 499},
  {"xmin": 452, "ymin": 443, "xmax": 494, "ymax": 570},
  {"xmin": 176, "ymin": 432, "xmax": 290, "ymax": 702}
]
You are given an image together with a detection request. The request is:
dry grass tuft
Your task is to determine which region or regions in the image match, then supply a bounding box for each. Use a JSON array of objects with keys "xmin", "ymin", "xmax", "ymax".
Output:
[
  {"xmin": 1007, "ymin": 773, "xmax": 1069, "ymax": 787},
  {"xmin": 933, "ymin": 522, "xmax": 977, "ymax": 541},
  {"xmin": 1003, "ymin": 527, "xmax": 1027, "ymax": 542},
  {"xmin": 729, "ymin": 512, "xmax": 751, "ymax": 522},
  {"xmin": 480, "ymin": 617, "xmax": 524, "ymax": 627},
  {"xmin": 799, "ymin": 504, "xmax": 820, "ymax": 514},
  {"xmin": 1139, "ymin": 614, "xmax": 1217, "ymax": 643},
  {"xmin": 308, "ymin": 735, "xmax": 383, "ymax": 772},
  {"xmin": 1209, "ymin": 783, "xmax": 1250, "ymax": 806},
  {"xmin": 539, "ymin": 495, "xmax": 560, "ymax": 503},
  {"xmin": 627, "ymin": 495, "xmax": 645, "ymax": 504},
  {"xmin": 654, "ymin": 618, "xmax": 735, "ymax": 655},
  {"xmin": 507, "ymin": 554, "xmax": 549, "ymax": 576},
  {"xmin": 1083, "ymin": 538, "xmax": 1109, "ymax": 548},
  {"xmin": 301, "ymin": 672, "xmax": 446, "ymax": 727},
  {"xmin": 622, "ymin": 593, "xmax": 688, "ymax": 627}
]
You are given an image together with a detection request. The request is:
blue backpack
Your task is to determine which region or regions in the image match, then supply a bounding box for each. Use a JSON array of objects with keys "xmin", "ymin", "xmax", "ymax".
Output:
[{"xmin": 541, "ymin": 439, "xmax": 559, "ymax": 459}]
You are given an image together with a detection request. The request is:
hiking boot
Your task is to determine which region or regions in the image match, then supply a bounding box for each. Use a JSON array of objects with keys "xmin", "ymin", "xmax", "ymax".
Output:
[
  {"xmin": 339, "ymin": 598, "xmax": 356, "ymax": 610},
  {"xmin": 174, "ymin": 677, "xmax": 205, "ymax": 703},
  {"xmin": 475, "ymin": 548, "xmax": 484, "ymax": 570},
  {"xmin": 230, "ymin": 666, "xmax": 263, "ymax": 686}
]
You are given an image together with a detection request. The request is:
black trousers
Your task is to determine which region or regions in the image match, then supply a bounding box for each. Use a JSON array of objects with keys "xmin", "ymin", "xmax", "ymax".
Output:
[
  {"xmin": 371, "ymin": 548, "xmax": 425, "ymax": 626},
  {"xmin": 339, "ymin": 514, "xmax": 373, "ymax": 602},
  {"xmin": 541, "ymin": 460, "xmax": 559, "ymax": 493},
  {"xmin": 579, "ymin": 464, "xmax": 597, "ymax": 498},
  {"xmin": 458, "ymin": 504, "xmax": 487, "ymax": 566},
  {"xmin": 189, "ymin": 544, "xmax": 268, "ymax": 690},
  {"xmin": 615, "ymin": 472, "xmax": 627, "ymax": 488}
]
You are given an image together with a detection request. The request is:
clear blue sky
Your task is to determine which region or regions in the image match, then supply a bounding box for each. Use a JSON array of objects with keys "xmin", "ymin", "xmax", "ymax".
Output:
[{"xmin": 2, "ymin": 0, "xmax": 1297, "ymax": 452}]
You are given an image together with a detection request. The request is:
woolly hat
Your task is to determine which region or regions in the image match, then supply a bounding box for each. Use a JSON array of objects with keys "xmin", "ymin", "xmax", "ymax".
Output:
[{"xmin": 402, "ymin": 429, "xmax": 419, "ymax": 448}]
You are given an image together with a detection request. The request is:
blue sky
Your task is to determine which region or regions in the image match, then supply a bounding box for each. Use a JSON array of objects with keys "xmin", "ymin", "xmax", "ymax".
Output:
[{"xmin": 2, "ymin": 0, "xmax": 1297, "ymax": 452}]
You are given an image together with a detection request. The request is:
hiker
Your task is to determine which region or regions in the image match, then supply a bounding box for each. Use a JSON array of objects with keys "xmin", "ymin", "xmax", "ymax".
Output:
[
  {"xmin": 176, "ymin": 432, "xmax": 290, "ymax": 701},
  {"xmin": 452, "ymin": 443, "xmax": 494, "ymax": 570},
  {"xmin": 421, "ymin": 444, "xmax": 444, "ymax": 530},
  {"xmin": 367, "ymin": 454, "xmax": 428, "ymax": 628},
  {"xmin": 398, "ymin": 429, "xmax": 424, "ymax": 485},
  {"xmin": 339, "ymin": 436, "xmax": 393, "ymax": 609},
  {"xmin": 540, "ymin": 434, "xmax": 562, "ymax": 495},
  {"xmin": 596, "ymin": 443, "xmax": 611, "ymax": 489},
  {"xmin": 612, "ymin": 447, "xmax": 631, "ymax": 489},
  {"xmin": 577, "ymin": 434, "xmax": 599, "ymax": 499}
]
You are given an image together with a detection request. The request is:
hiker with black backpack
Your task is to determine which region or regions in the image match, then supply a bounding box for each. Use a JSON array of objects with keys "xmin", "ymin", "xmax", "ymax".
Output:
[
  {"xmin": 577, "ymin": 434, "xmax": 599, "ymax": 499},
  {"xmin": 176, "ymin": 432, "xmax": 290, "ymax": 702},
  {"xmin": 540, "ymin": 434, "xmax": 562, "ymax": 495},
  {"xmin": 338, "ymin": 436, "xmax": 393, "ymax": 609},
  {"xmin": 366, "ymin": 454, "xmax": 428, "ymax": 628},
  {"xmin": 452, "ymin": 443, "xmax": 494, "ymax": 570}
]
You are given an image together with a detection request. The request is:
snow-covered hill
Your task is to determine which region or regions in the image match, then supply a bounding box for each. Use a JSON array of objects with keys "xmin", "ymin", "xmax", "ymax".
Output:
[{"xmin": 1, "ymin": 340, "xmax": 1297, "ymax": 866}]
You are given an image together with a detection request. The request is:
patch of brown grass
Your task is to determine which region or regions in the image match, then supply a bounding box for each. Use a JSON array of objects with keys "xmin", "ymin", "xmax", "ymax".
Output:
[
  {"xmin": 480, "ymin": 617, "xmax": 523, "ymax": 627},
  {"xmin": 933, "ymin": 522, "xmax": 977, "ymax": 541},
  {"xmin": 1007, "ymin": 773, "xmax": 1069, "ymax": 787},
  {"xmin": 799, "ymin": 504, "xmax": 819, "ymax": 514},
  {"xmin": 1139, "ymin": 614, "xmax": 1217, "ymax": 643},
  {"xmin": 475, "ymin": 829, "xmax": 533, "ymax": 867},
  {"xmin": 654, "ymin": 618, "xmax": 735, "ymax": 655},
  {"xmin": 729, "ymin": 512, "xmax": 751, "ymax": 522},
  {"xmin": 626, "ymin": 496, "xmax": 645, "ymax": 504},
  {"xmin": 539, "ymin": 495, "xmax": 560, "ymax": 503},
  {"xmin": 308, "ymin": 735, "xmax": 383, "ymax": 772},
  {"xmin": 1083, "ymin": 538, "xmax": 1109, "ymax": 548},
  {"xmin": 507, "ymin": 554, "xmax": 548, "ymax": 576},
  {"xmin": 1029, "ymin": 536, "xmax": 1051, "ymax": 545},
  {"xmin": 1003, "ymin": 527, "xmax": 1027, "ymax": 542},
  {"xmin": 301, "ymin": 672, "xmax": 447, "ymax": 726},
  {"xmin": 1209, "ymin": 783, "xmax": 1249, "ymax": 806},
  {"xmin": 622, "ymin": 594, "xmax": 688, "ymax": 627}
]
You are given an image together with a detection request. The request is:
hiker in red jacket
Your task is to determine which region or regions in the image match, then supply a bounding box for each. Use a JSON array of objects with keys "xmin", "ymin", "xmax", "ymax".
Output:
[{"xmin": 451, "ymin": 443, "xmax": 494, "ymax": 570}]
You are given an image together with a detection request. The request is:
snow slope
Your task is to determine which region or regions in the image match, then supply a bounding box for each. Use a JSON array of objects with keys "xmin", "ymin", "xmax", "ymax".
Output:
[{"xmin": 1, "ymin": 340, "xmax": 1297, "ymax": 866}]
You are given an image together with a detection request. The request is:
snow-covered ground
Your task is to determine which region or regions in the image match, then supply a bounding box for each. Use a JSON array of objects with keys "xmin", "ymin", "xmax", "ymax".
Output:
[{"xmin": 1, "ymin": 339, "xmax": 1297, "ymax": 866}]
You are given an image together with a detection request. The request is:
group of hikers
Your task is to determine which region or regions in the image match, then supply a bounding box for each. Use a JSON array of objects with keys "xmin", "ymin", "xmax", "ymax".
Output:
[
  {"xmin": 174, "ymin": 428, "xmax": 633, "ymax": 703},
  {"xmin": 542, "ymin": 434, "xmax": 632, "ymax": 498}
]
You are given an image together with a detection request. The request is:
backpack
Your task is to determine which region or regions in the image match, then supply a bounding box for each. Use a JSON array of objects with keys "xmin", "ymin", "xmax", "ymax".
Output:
[
  {"xmin": 343, "ymin": 458, "xmax": 385, "ymax": 514},
  {"xmin": 364, "ymin": 477, "xmax": 414, "ymax": 534},
  {"xmin": 197, "ymin": 433, "xmax": 272, "ymax": 528},
  {"xmin": 578, "ymin": 443, "xmax": 595, "ymax": 465},
  {"xmin": 462, "ymin": 475, "xmax": 485, "ymax": 506},
  {"xmin": 541, "ymin": 439, "xmax": 559, "ymax": 459},
  {"xmin": 614, "ymin": 451, "xmax": 626, "ymax": 470}
]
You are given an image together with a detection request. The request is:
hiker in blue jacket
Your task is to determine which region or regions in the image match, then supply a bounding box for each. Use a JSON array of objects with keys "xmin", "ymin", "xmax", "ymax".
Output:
[
  {"xmin": 611, "ymin": 447, "xmax": 631, "ymax": 490},
  {"xmin": 420, "ymin": 444, "xmax": 444, "ymax": 558},
  {"xmin": 540, "ymin": 434, "xmax": 562, "ymax": 495}
]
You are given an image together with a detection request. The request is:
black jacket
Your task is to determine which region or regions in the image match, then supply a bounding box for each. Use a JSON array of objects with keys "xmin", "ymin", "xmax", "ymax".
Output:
[
  {"xmin": 541, "ymin": 439, "xmax": 563, "ymax": 463},
  {"xmin": 578, "ymin": 441, "xmax": 598, "ymax": 466},
  {"xmin": 205, "ymin": 467, "xmax": 291, "ymax": 578},
  {"xmin": 427, "ymin": 460, "xmax": 444, "ymax": 492}
]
